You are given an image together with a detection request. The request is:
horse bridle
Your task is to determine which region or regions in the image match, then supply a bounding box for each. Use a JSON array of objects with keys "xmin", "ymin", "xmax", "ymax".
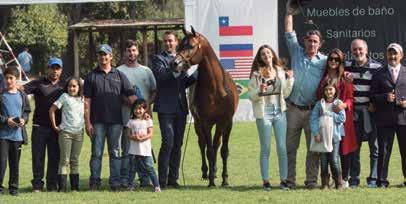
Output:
[{"xmin": 176, "ymin": 35, "xmax": 202, "ymax": 65}]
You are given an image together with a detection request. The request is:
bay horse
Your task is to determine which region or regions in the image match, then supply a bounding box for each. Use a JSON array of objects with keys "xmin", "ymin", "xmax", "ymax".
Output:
[{"xmin": 173, "ymin": 27, "xmax": 239, "ymax": 187}]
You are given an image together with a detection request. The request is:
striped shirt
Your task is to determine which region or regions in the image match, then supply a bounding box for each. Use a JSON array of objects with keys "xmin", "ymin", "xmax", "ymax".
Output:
[{"xmin": 345, "ymin": 58, "xmax": 382, "ymax": 105}]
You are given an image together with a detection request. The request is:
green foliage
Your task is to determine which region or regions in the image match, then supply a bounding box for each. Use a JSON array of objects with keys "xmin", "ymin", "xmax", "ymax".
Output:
[
  {"xmin": 79, "ymin": 2, "xmax": 131, "ymax": 20},
  {"xmin": 7, "ymin": 4, "xmax": 68, "ymax": 56},
  {"xmin": 137, "ymin": 0, "xmax": 184, "ymax": 19},
  {"xmin": 3, "ymin": 1, "xmax": 184, "ymax": 74}
]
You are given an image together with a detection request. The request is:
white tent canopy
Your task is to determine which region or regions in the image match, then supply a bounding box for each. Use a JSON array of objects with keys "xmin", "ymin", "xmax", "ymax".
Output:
[{"xmin": 0, "ymin": 0, "xmax": 141, "ymax": 5}]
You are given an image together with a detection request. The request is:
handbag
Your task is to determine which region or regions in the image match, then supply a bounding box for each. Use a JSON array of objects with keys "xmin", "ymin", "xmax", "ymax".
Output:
[{"xmin": 310, "ymin": 99, "xmax": 334, "ymax": 153}]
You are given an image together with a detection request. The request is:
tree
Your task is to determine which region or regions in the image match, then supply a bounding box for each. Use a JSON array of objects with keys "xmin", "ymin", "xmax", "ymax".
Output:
[{"xmin": 6, "ymin": 4, "xmax": 67, "ymax": 73}]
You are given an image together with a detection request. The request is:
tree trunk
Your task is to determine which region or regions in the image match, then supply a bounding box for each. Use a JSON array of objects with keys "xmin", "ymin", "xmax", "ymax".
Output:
[{"xmin": 62, "ymin": 4, "xmax": 83, "ymax": 78}]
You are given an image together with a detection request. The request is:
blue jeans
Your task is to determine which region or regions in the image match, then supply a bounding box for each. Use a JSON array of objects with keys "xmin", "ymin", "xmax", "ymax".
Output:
[
  {"xmin": 157, "ymin": 113, "xmax": 187, "ymax": 185},
  {"xmin": 120, "ymin": 127, "xmax": 130, "ymax": 186},
  {"xmin": 320, "ymin": 140, "xmax": 341, "ymax": 178},
  {"xmin": 89, "ymin": 123, "xmax": 122, "ymax": 187},
  {"xmin": 129, "ymin": 155, "xmax": 159, "ymax": 188},
  {"xmin": 349, "ymin": 110, "xmax": 378, "ymax": 186},
  {"xmin": 255, "ymin": 107, "xmax": 288, "ymax": 181},
  {"xmin": 120, "ymin": 128, "xmax": 150, "ymax": 187}
]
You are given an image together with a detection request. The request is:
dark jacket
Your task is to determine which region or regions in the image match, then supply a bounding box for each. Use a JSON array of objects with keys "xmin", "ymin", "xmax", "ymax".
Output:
[
  {"xmin": 150, "ymin": 51, "xmax": 196, "ymax": 114},
  {"xmin": 371, "ymin": 65, "xmax": 406, "ymax": 127},
  {"xmin": 0, "ymin": 89, "xmax": 31, "ymax": 144}
]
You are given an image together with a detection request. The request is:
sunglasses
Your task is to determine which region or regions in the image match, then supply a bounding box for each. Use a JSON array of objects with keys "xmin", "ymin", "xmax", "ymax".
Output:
[{"xmin": 328, "ymin": 57, "xmax": 341, "ymax": 62}]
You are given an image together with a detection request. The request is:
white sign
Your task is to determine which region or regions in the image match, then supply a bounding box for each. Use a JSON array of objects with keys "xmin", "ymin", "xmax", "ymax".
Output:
[{"xmin": 184, "ymin": 0, "xmax": 278, "ymax": 121}]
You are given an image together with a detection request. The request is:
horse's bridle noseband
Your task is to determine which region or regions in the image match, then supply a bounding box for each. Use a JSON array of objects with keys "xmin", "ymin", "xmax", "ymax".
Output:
[{"xmin": 176, "ymin": 35, "xmax": 202, "ymax": 65}]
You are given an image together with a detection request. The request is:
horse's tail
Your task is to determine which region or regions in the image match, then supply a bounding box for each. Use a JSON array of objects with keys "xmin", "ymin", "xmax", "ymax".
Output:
[{"xmin": 224, "ymin": 72, "xmax": 239, "ymax": 113}]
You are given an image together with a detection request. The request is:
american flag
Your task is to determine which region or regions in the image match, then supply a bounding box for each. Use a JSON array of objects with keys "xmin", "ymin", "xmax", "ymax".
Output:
[
  {"xmin": 220, "ymin": 57, "xmax": 253, "ymax": 79},
  {"xmin": 218, "ymin": 16, "xmax": 253, "ymax": 80}
]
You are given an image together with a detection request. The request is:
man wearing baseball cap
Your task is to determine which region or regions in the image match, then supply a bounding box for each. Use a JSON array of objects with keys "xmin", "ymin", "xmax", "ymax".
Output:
[
  {"xmin": 23, "ymin": 57, "xmax": 65, "ymax": 192},
  {"xmin": 371, "ymin": 43, "xmax": 406, "ymax": 188},
  {"xmin": 84, "ymin": 44, "xmax": 136, "ymax": 191}
]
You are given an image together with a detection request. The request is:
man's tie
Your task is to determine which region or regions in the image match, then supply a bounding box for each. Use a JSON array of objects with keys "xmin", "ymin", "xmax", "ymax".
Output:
[{"xmin": 391, "ymin": 68, "xmax": 398, "ymax": 83}]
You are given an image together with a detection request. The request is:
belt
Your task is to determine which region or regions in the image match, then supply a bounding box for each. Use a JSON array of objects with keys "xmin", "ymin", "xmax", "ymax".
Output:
[{"xmin": 288, "ymin": 101, "xmax": 314, "ymax": 111}]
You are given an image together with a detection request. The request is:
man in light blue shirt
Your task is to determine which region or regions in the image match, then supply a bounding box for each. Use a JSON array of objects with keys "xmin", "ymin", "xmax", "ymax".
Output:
[
  {"xmin": 284, "ymin": 12, "xmax": 327, "ymax": 190},
  {"xmin": 17, "ymin": 47, "xmax": 33, "ymax": 75}
]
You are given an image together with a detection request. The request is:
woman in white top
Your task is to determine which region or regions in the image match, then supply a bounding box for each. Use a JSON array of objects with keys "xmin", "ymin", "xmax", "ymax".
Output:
[{"xmin": 248, "ymin": 45, "xmax": 294, "ymax": 190}]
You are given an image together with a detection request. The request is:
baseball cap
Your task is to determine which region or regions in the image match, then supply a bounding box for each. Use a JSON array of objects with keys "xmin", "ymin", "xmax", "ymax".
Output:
[
  {"xmin": 48, "ymin": 57, "xmax": 63, "ymax": 68},
  {"xmin": 387, "ymin": 43, "xmax": 403, "ymax": 54},
  {"xmin": 98, "ymin": 44, "xmax": 112, "ymax": 55}
]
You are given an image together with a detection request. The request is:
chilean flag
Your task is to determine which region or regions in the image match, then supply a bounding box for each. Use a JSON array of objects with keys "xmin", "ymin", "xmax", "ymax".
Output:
[
  {"xmin": 219, "ymin": 44, "xmax": 253, "ymax": 57},
  {"xmin": 219, "ymin": 16, "xmax": 253, "ymax": 36}
]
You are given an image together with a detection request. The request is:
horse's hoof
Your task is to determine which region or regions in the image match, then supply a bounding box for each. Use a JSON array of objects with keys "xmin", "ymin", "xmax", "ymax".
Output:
[
  {"xmin": 221, "ymin": 181, "xmax": 229, "ymax": 187},
  {"xmin": 202, "ymin": 174, "xmax": 208, "ymax": 180},
  {"xmin": 208, "ymin": 182, "xmax": 216, "ymax": 187}
]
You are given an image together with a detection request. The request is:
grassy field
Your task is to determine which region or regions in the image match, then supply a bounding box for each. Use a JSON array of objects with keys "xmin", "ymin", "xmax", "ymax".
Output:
[{"xmin": 1, "ymin": 116, "xmax": 405, "ymax": 204}]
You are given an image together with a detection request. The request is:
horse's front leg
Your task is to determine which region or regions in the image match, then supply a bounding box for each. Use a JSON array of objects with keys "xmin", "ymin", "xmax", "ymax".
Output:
[
  {"xmin": 195, "ymin": 122, "xmax": 208, "ymax": 180},
  {"xmin": 213, "ymin": 126, "xmax": 223, "ymax": 178}
]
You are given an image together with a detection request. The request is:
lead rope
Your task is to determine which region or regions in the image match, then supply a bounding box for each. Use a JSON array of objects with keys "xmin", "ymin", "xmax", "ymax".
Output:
[{"xmin": 181, "ymin": 113, "xmax": 194, "ymax": 186}]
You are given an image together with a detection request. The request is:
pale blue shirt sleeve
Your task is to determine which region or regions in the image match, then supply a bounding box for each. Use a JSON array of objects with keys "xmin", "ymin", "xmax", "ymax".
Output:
[
  {"xmin": 53, "ymin": 93, "xmax": 67, "ymax": 109},
  {"xmin": 285, "ymin": 31, "xmax": 302, "ymax": 71}
]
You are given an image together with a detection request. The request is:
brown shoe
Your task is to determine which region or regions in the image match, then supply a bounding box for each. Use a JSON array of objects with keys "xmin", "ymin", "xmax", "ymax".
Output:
[
  {"xmin": 321, "ymin": 174, "xmax": 330, "ymax": 190},
  {"xmin": 334, "ymin": 175, "xmax": 343, "ymax": 189}
]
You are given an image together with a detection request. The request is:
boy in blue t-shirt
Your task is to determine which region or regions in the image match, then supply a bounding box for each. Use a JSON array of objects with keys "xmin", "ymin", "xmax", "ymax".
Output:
[{"xmin": 0, "ymin": 66, "xmax": 31, "ymax": 196}]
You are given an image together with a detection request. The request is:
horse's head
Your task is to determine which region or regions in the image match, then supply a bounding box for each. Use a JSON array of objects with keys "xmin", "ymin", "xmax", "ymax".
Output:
[{"xmin": 172, "ymin": 26, "xmax": 204, "ymax": 73}]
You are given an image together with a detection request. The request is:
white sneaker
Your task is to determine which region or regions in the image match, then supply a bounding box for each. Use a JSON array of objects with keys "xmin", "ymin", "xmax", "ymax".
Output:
[{"xmin": 342, "ymin": 180, "xmax": 349, "ymax": 188}]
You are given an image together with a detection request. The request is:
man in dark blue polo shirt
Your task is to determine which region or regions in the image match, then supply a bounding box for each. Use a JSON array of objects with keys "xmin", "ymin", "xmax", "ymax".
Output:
[
  {"xmin": 23, "ymin": 57, "xmax": 65, "ymax": 192},
  {"xmin": 84, "ymin": 44, "xmax": 136, "ymax": 191}
]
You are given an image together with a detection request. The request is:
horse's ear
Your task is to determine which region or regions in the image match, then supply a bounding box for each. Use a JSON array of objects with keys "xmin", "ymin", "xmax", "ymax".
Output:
[
  {"xmin": 182, "ymin": 27, "xmax": 187, "ymax": 36},
  {"xmin": 191, "ymin": 26, "xmax": 197, "ymax": 37}
]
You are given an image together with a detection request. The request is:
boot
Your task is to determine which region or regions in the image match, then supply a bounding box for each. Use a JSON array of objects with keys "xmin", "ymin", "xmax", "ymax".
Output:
[
  {"xmin": 321, "ymin": 174, "xmax": 330, "ymax": 190},
  {"xmin": 70, "ymin": 174, "xmax": 80, "ymax": 191},
  {"xmin": 58, "ymin": 175, "xmax": 67, "ymax": 192},
  {"xmin": 334, "ymin": 175, "xmax": 343, "ymax": 189}
]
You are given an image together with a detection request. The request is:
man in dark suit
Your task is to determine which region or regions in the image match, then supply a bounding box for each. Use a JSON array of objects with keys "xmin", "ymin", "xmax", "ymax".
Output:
[
  {"xmin": 151, "ymin": 31, "xmax": 196, "ymax": 189},
  {"xmin": 371, "ymin": 43, "xmax": 406, "ymax": 188}
]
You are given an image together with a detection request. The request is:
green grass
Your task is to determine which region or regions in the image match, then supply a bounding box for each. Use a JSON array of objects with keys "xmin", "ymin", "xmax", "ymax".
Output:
[{"xmin": 1, "ymin": 116, "xmax": 405, "ymax": 203}]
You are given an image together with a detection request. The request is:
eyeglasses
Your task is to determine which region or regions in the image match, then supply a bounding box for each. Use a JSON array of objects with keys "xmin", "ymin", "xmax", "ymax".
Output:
[{"xmin": 328, "ymin": 57, "xmax": 341, "ymax": 62}]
